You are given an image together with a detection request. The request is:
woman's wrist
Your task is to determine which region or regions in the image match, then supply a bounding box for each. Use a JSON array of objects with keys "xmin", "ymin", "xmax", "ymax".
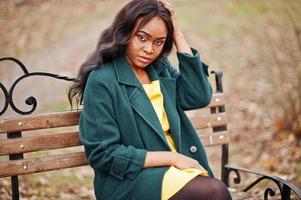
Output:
[
  {"xmin": 167, "ymin": 151, "xmax": 177, "ymax": 165},
  {"xmin": 144, "ymin": 151, "xmax": 177, "ymax": 168},
  {"xmin": 173, "ymin": 30, "xmax": 193, "ymax": 55}
]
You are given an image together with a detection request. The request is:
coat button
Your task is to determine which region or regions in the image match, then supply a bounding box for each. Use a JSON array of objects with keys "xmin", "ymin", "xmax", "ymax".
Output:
[
  {"xmin": 190, "ymin": 146, "xmax": 197, "ymax": 153},
  {"xmin": 114, "ymin": 170, "xmax": 120, "ymax": 175}
]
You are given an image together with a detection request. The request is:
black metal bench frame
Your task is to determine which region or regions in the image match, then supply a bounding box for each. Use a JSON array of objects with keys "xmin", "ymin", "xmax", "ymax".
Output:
[{"xmin": 1, "ymin": 56, "xmax": 301, "ymax": 200}]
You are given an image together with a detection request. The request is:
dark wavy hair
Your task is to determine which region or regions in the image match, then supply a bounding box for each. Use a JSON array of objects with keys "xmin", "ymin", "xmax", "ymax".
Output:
[{"xmin": 68, "ymin": 0, "xmax": 174, "ymax": 109}]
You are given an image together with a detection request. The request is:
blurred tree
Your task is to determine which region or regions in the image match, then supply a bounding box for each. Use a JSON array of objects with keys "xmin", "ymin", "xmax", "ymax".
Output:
[{"xmin": 261, "ymin": 2, "xmax": 301, "ymax": 141}]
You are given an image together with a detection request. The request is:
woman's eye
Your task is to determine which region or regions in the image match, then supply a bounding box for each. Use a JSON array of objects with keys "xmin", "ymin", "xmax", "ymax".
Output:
[
  {"xmin": 137, "ymin": 35, "xmax": 147, "ymax": 42},
  {"xmin": 154, "ymin": 40, "xmax": 164, "ymax": 46}
]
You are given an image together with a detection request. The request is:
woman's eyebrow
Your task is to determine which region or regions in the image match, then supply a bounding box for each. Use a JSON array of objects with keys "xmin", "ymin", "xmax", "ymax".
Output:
[{"xmin": 137, "ymin": 30, "xmax": 166, "ymax": 39}]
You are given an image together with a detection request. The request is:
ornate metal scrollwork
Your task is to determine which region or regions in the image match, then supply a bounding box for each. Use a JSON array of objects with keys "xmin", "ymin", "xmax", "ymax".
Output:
[
  {"xmin": 226, "ymin": 166, "xmax": 298, "ymax": 200},
  {"xmin": 0, "ymin": 81, "xmax": 9, "ymax": 115},
  {"xmin": 241, "ymin": 176, "xmax": 279, "ymax": 200},
  {"xmin": 264, "ymin": 188, "xmax": 276, "ymax": 200},
  {"xmin": 228, "ymin": 168, "xmax": 241, "ymax": 184},
  {"xmin": 0, "ymin": 56, "xmax": 77, "ymax": 115}
]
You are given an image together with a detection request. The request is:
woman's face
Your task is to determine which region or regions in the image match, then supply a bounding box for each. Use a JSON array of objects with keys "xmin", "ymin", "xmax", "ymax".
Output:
[{"xmin": 125, "ymin": 16, "xmax": 168, "ymax": 70}]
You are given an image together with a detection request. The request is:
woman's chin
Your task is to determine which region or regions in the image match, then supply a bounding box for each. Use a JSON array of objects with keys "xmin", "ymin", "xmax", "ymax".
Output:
[{"xmin": 136, "ymin": 61, "xmax": 150, "ymax": 68}]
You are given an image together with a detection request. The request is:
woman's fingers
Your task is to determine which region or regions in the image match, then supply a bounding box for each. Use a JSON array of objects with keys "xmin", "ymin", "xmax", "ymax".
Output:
[
  {"xmin": 158, "ymin": 0, "xmax": 179, "ymax": 35},
  {"xmin": 159, "ymin": 0, "xmax": 175, "ymax": 15},
  {"xmin": 172, "ymin": 153, "xmax": 208, "ymax": 173}
]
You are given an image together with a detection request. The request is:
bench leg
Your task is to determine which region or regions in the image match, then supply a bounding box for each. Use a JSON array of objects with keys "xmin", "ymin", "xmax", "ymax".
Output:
[
  {"xmin": 7, "ymin": 132, "xmax": 23, "ymax": 200},
  {"xmin": 282, "ymin": 184, "xmax": 291, "ymax": 200},
  {"xmin": 11, "ymin": 176, "xmax": 20, "ymax": 200}
]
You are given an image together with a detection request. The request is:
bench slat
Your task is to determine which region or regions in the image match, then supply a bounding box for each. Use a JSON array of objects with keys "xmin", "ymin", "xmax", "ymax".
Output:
[
  {"xmin": 190, "ymin": 112, "xmax": 227, "ymax": 129},
  {"xmin": 206, "ymin": 93, "xmax": 225, "ymax": 108},
  {"xmin": 199, "ymin": 131, "xmax": 229, "ymax": 146},
  {"xmin": 0, "ymin": 152, "xmax": 87, "ymax": 177},
  {"xmin": 0, "ymin": 132, "xmax": 81, "ymax": 156},
  {"xmin": 0, "ymin": 110, "xmax": 80, "ymax": 134},
  {"xmin": 0, "ymin": 94, "xmax": 224, "ymax": 134}
]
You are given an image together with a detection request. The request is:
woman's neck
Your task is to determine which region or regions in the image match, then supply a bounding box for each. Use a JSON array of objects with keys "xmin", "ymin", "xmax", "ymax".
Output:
[{"xmin": 131, "ymin": 67, "xmax": 151, "ymax": 84}]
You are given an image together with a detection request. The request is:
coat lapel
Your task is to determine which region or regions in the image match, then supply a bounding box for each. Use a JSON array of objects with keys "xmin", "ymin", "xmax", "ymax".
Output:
[
  {"xmin": 159, "ymin": 78, "xmax": 182, "ymax": 152},
  {"xmin": 112, "ymin": 56, "xmax": 170, "ymax": 149},
  {"xmin": 147, "ymin": 63, "xmax": 182, "ymax": 152}
]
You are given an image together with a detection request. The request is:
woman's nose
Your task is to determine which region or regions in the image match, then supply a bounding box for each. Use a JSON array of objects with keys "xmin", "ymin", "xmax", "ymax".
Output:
[{"xmin": 143, "ymin": 42, "xmax": 154, "ymax": 54}]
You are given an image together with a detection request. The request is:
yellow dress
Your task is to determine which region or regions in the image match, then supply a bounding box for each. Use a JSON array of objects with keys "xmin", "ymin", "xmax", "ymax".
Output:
[{"xmin": 142, "ymin": 80, "xmax": 208, "ymax": 200}]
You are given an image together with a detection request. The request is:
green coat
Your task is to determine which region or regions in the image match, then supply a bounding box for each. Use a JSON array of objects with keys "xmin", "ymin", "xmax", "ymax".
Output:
[{"xmin": 79, "ymin": 48, "xmax": 213, "ymax": 200}]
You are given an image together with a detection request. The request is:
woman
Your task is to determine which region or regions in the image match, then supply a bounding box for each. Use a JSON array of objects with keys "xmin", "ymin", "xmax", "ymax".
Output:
[{"xmin": 68, "ymin": 0, "xmax": 232, "ymax": 199}]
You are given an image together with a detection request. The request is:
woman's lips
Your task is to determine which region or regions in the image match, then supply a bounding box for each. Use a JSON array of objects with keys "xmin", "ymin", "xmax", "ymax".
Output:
[{"xmin": 138, "ymin": 56, "xmax": 152, "ymax": 64}]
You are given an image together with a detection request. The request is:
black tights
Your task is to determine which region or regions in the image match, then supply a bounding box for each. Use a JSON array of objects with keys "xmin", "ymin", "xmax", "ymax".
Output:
[{"xmin": 169, "ymin": 176, "xmax": 232, "ymax": 200}]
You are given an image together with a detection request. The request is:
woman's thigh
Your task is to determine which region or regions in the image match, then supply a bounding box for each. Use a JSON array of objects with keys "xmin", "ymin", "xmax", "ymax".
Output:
[{"xmin": 169, "ymin": 176, "xmax": 232, "ymax": 200}]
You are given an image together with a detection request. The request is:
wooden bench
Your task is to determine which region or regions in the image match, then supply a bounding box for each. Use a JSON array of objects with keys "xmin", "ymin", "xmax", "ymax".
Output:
[{"xmin": 0, "ymin": 57, "xmax": 301, "ymax": 200}]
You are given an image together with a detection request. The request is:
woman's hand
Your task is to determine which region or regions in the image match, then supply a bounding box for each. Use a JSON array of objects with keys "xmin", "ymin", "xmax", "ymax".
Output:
[
  {"xmin": 158, "ymin": 0, "xmax": 179, "ymax": 35},
  {"xmin": 159, "ymin": 0, "xmax": 193, "ymax": 55},
  {"xmin": 170, "ymin": 152, "xmax": 208, "ymax": 173},
  {"xmin": 144, "ymin": 151, "xmax": 207, "ymax": 173}
]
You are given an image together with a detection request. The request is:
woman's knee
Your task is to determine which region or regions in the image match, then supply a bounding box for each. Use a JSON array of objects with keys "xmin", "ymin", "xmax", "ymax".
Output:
[
  {"xmin": 170, "ymin": 176, "xmax": 232, "ymax": 200},
  {"xmin": 209, "ymin": 177, "xmax": 228, "ymax": 191},
  {"xmin": 207, "ymin": 177, "xmax": 231, "ymax": 199},
  {"xmin": 194, "ymin": 176, "xmax": 232, "ymax": 199}
]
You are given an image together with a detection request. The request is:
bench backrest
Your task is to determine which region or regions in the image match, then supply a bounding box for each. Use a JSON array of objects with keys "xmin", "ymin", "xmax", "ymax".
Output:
[
  {"xmin": 0, "ymin": 111, "xmax": 84, "ymax": 177},
  {"xmin": 0, "ymin": 91, "xmax": 228, "ymax": 178}
]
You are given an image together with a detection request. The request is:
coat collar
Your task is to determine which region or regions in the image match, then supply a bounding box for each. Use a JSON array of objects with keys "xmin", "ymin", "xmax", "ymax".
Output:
[
  {"xmin": 112, "ymin": 55, "xmax": 181, "ymax": 151},
  {"xmin": 113, "ymin": 55, "xmax": 140, "ymax": 87},
  {"xmin": 113, "ymin": 55, "xmax": 166, "ymax": 85}
]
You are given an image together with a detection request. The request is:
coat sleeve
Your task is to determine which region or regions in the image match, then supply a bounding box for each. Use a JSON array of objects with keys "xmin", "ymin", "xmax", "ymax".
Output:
[
  {"xmin": 79, "ymin": 73, "xmax": 147, "ymax": 181},
  {"xmin": 165, "ymin": 47, "xmax": 212, "ymax": 110}
]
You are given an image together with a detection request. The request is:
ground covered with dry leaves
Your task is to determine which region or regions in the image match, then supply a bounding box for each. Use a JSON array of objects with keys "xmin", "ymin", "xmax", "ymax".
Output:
[{"xmin": 1, "ymin": 0, "xmax": 300, "ymax": 199}]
